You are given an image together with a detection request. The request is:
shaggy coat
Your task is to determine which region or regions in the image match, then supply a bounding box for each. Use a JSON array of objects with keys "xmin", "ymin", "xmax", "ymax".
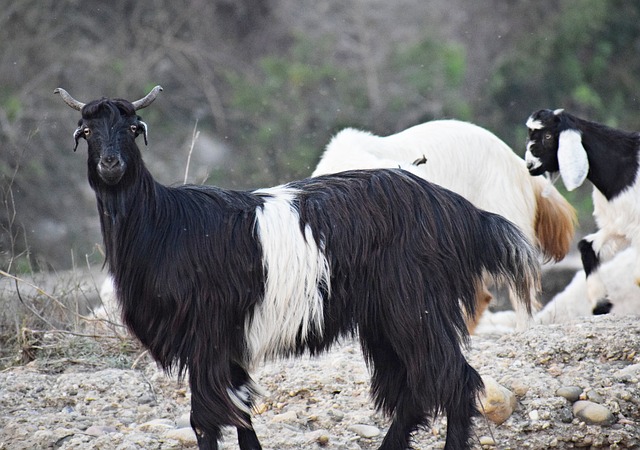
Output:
[
  {"xmin": 526, "ymin": 108, "xmax": 640, "ymax": 315},
  {"xmin": 59, "ymin": 90, "xmax": 540, "ymax": 450},
  {"xmin": 313, "ymin": 120, "xmax": 574, "ymax": 330}
]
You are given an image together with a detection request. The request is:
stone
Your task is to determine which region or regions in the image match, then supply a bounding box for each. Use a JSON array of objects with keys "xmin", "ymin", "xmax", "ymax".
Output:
[
  {"xmin": 556, "ymin": 386, "xmax": 583, "ymax": 402},
  {"xmin": 478, "ymin": 376, "xmax": 517, "ymax": 425},
  {"xmin": 479, "ymin": 435, "xmax": 496, "ymax": 446},
  {"xmin": 572, "ymin": 400, "xmax": 616, "ymax": 426},
  {"xmin": 614, "ymin": 363, "xmax": 640, "ymax": 382},
  {"xmin": 137, "ymin": 418, "xmax": 175, "ymax": 432},
  {"xmin": 348, "ymin": 424, "xmax": 381, "ymax": 438},
  {"xmin": 165, "ymin": 427, "xmax": 198, "ymax": 445},
  {"xmin": 271, "ymin": 410, "xmax": 298, "ymax": 423},
  {"xmin": 175, "ymin": 413, "xmax": 191, "ymax": 429},
  {"xmin": 85, "ymin": 425, "xmax": 117, "ymax": 436}
]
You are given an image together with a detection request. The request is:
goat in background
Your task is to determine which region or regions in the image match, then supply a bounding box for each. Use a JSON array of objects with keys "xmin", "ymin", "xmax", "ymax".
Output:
[
  {"xmin": 526, "ymin": 108, "xmax": 640, "ymax": 315},
  {"xmin": 313, "ymin": 120, "xmax": 575, "ymax": 330}
]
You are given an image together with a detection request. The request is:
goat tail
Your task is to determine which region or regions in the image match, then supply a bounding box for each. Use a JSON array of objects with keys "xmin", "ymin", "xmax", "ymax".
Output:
[
  {"xmin": 531, "ymin": 175, "xmax": 576, "ymax": 263},
  {"xmin": 477, "ymin": 211, "xmax": 542, "ymax": 316}
]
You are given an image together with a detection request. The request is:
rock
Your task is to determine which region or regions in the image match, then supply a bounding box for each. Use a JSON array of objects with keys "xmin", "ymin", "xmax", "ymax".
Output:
[
  {"xmin": 165, "ymin": 427, "xmax": 198, "ymax": 445},
  {"xmin": 271, "ymin": 410, "xmax": 298, "ymax": 423},
  {"xmin": 479, "ymin": 435, "xmax": 496, "ymax": 446},
  {"xmin": 85, "ymin": 425, "xmax": 117, "ymax": 436},
  {"xmin": 614, "ymin": 363, "xmax": 640, "ymax": 382},
  {"xmin": 137, "ymin": 418, "xmax": 175, "ymax": 432},
  {"xmin": 477, "ymin": 376, "xmax": 517, "ymax": 425},
  {"xmin": 175, "ymin": 413, "xmax": 192, "ymax": 428},
  {"xmin": 348, "ymin": 424, "xmax": 381, "ymax": 438},
  {"xmin": 586, "ymin": 390, "xmax": 604, "ymax": 404},
  {"xmin": 556, "ymin": 386, "xmax": 583, "ymax": 402},
  {"xmin": 572, "ymin": 400, "xmax": 616, "ymax": 426}
]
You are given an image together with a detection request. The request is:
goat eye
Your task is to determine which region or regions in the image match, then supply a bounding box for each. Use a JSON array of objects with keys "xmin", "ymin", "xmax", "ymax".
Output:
[
  {"xmin": 544, "ymin": 133, "xmax": 552, "ymax": 141},
  {"xmin": 130, "ymin": 124, "xmax": 137, "ymax": 133},
  {"xmin": 83, "ymin": 127, "xmax": 91, "ymax": 137}
]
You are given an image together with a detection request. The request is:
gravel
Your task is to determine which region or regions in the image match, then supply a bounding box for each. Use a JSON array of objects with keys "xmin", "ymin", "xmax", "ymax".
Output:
[{"xmin": 1, "ymin": 315, "xmax": 639, "ymax": 449}]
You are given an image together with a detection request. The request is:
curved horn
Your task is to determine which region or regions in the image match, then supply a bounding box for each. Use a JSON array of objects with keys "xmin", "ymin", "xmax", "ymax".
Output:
[
  {"xmin": 54, "ymin": 88, "xmax": 85, "ymax": 111},
  {"xmin": 132, "ymin": 85, "xmax": 163, "ymax": 110}
]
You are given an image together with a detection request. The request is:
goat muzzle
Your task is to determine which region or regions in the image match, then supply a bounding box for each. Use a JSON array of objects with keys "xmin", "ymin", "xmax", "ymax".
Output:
[{"xmin": 98, "ymin": 155, "xmax": 126, "ymax": 185}]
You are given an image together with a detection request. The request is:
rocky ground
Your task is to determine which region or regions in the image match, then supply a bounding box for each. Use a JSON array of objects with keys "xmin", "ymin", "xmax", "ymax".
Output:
[{"xmin": 1, "ymin": 314, "xmax": 639, "ymax": 450}]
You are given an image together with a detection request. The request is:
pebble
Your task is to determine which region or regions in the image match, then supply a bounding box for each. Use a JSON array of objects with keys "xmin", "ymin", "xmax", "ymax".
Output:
[
  {"xmin": 613, "ymin": 363, "xmax": 640, "ymax": 382},
  {"xmin": 271, "ymin": 410, "xmax": 298, "ymax": 423},
  {"xmin": 137, "ymin": 418, "xmax": 175, "ymax": 431},
  {"xmin": 165, "ymin": 427, "xmax": 198, "ymax": 445},
  {"xmin": 586, "ymin": 389, "xmax": 604, "ymax": 404},
  {"xmin": 478, "ymin": 376, "xmax": 517, "ymax": 425},
  {"xmin": 348, "ymin": 424, "xmax": 381, "ymax": 438},
  {"xmin": 572, "ymin": 400, "xmax": 616, "ymax": 426},
  {"xmin": 556, "ymin": 386, "xmax": 583, "ymax": 402},
  {"xmin": 176, "ymin": 413, "xmax": 192, "ymax": 428},
  {"xmin": 479, "ymin": 435, "xmax": 496, "ymax": 446},
  {"xmin": 84, "ymin": 425, "xmax": 117, "ymax": 436}
]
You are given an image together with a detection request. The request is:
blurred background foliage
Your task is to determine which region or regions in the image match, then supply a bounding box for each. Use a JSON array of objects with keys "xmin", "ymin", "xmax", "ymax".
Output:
[{"xmin": 1, "ymin": 0, "xmax": 640, "ymax": 272}]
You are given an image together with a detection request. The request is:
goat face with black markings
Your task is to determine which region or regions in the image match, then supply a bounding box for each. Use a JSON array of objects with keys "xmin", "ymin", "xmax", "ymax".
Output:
[{"xmin": 56, "ymin": 86, "xmax": 161, "ymax": 187}]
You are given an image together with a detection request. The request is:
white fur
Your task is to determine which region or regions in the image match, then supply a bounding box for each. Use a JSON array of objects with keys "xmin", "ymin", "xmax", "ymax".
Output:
[
  {"xmin": 581, "ymin": 170, "xmax": 640, "ymax": 307},
  {"xmin": 314, "ymin": 120, "xmax": 540, "ymax": 249},
  {"xmin": 537, "ymin": 248, "xmax": 640, "ymax": 324},
  {"xmin": 525, "ymin": 146, "xmax": 542, "ymax": 170},
  {"xmin": 248, "ymin": 186, "xmax": 330, "ymax": 364},
  {"xmin": 557, "ymin": 129, "xmax": 589, "ymax": 191},
  {"xmin": 313, "ymin": 120, "xmax": 550, "ymax": 329},
  {"xmin": 525, "ymin": 116, "xmax": 545, "ymax": 130}
]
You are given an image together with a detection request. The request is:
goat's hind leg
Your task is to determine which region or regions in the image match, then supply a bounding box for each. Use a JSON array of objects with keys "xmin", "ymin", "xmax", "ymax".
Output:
[
  {"xmin": 443, "ymin": 361, "xmax": 483, "ymax": 450},
  {"xmin": 365, "ymin": 341, "xmax": 427, "ymax": 450},
  {"xmin": 579, "ymin": 233, "xmax": 627, "ymax": 314}
]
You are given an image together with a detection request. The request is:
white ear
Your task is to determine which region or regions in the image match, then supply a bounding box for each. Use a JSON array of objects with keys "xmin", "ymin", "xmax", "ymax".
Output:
[{"xmin": 557, "ymin": 129, "xmax": 589, "ymax": 191}]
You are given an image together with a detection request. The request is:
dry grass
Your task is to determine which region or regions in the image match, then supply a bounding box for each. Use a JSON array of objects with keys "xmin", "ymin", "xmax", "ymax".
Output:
[{"xmin": 0, "ymin": 267, "xmax": 140, "ymax": 372}]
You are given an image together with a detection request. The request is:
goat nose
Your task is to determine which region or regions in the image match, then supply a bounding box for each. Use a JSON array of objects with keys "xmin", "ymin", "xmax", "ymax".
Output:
[{"xmin": 101, "ymin": 155, "xmax": 120, "ymax": 169}]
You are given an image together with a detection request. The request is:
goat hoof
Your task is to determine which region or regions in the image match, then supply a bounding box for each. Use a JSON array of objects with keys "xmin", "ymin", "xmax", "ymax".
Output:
[{"xmin": 592, "ymin": 299, "xmax": 613, "ymax": 315}]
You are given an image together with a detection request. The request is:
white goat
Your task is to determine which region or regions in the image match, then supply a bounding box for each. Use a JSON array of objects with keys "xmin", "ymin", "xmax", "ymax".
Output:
[{"xmin": 313, "ymin": 119, "xmax": 575, "ymax": 331}]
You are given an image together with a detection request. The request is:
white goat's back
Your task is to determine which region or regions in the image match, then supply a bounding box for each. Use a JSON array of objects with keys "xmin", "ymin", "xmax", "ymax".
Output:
[{"xmin": 313, "ymin": 120, "xmax": 538, "ymax": 241}]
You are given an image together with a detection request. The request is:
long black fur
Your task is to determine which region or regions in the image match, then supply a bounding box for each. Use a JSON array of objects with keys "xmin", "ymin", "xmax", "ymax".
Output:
[{"xmin": 70, "ymin": 95, "xmax": 540, "ymax": 450}]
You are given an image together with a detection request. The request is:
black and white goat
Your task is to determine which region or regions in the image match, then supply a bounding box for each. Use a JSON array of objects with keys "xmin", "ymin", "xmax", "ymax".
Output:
[
  {"xmin": 525, "ymin": 108, "xmax": 640, "ymax": 314},
  {"xmin": 313, "ymin": 120, "xmax": 575, "ymax": 331},
  {"xmin": 56, "ymin": 86, "xmax": 540, "ymax": 450}
]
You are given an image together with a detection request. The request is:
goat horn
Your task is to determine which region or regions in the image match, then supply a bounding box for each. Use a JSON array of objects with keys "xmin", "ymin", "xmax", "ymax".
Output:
[
  {"xmin": 54, "ymin": 88, "xmax": 85, "ymax": 111},
  {"xmin": 132, "ymin": 85, "xmax": 163, "ymax": 110}
]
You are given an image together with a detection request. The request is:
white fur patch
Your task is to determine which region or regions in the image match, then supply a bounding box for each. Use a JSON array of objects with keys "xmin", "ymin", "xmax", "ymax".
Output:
[
  {"xmin": 524, "ymin": 147, "xmax": 542, "ymax": 170},
  {"xmin": 247, "ymin": 185, "xmax": 330, "ymax": 364},
  {"xmin": 227, "ymin": 385, "xmax": 252, "ymax": 414},
  {"xmin": 558, "ymin": 129, "xmax": 589, "ymax": 191},
  {"xmin": 526, "ymin": 116, "xmax": 545, "ymax": 130}
]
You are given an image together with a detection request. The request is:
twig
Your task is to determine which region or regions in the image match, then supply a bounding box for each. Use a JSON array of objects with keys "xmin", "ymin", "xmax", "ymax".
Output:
[
  {"xmin": 131, "ymin": 349, "xmax": 150, "ymax": 369},
  {"xmin": 183, "ymin": 120, "xmax": 200, "ymax": 185}
]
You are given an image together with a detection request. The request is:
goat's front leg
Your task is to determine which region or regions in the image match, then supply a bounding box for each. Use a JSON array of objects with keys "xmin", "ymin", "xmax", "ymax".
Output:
[
  {"xmin": 230, "ymin": 363, "xmax": 263, "ymax": 450},
  {"xmin": 579, "ymin": 232, "xmax": 628, "ymax": 314}
]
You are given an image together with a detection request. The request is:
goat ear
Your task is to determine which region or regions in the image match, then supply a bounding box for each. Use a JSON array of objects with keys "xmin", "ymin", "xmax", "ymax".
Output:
[
  {"xmin": 557, "ymin": 129, "xmax": 588, "ymax": 191},
  {"xmin": 73, "ymin": 126, "xmax": 83, "ymax": 151},
  {"xmin": 138, "ymin": 120, "xmax": 149, "ymax": 146}
]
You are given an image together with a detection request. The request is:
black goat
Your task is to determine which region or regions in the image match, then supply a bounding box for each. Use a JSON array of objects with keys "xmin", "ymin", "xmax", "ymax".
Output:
[
  {"xmin": 525, "ymin": 108, "xmax": 640, "ymax": 315},
  {"xmin": 56, "ymin": 86, "xmax": 540, "ymax": 450}
]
